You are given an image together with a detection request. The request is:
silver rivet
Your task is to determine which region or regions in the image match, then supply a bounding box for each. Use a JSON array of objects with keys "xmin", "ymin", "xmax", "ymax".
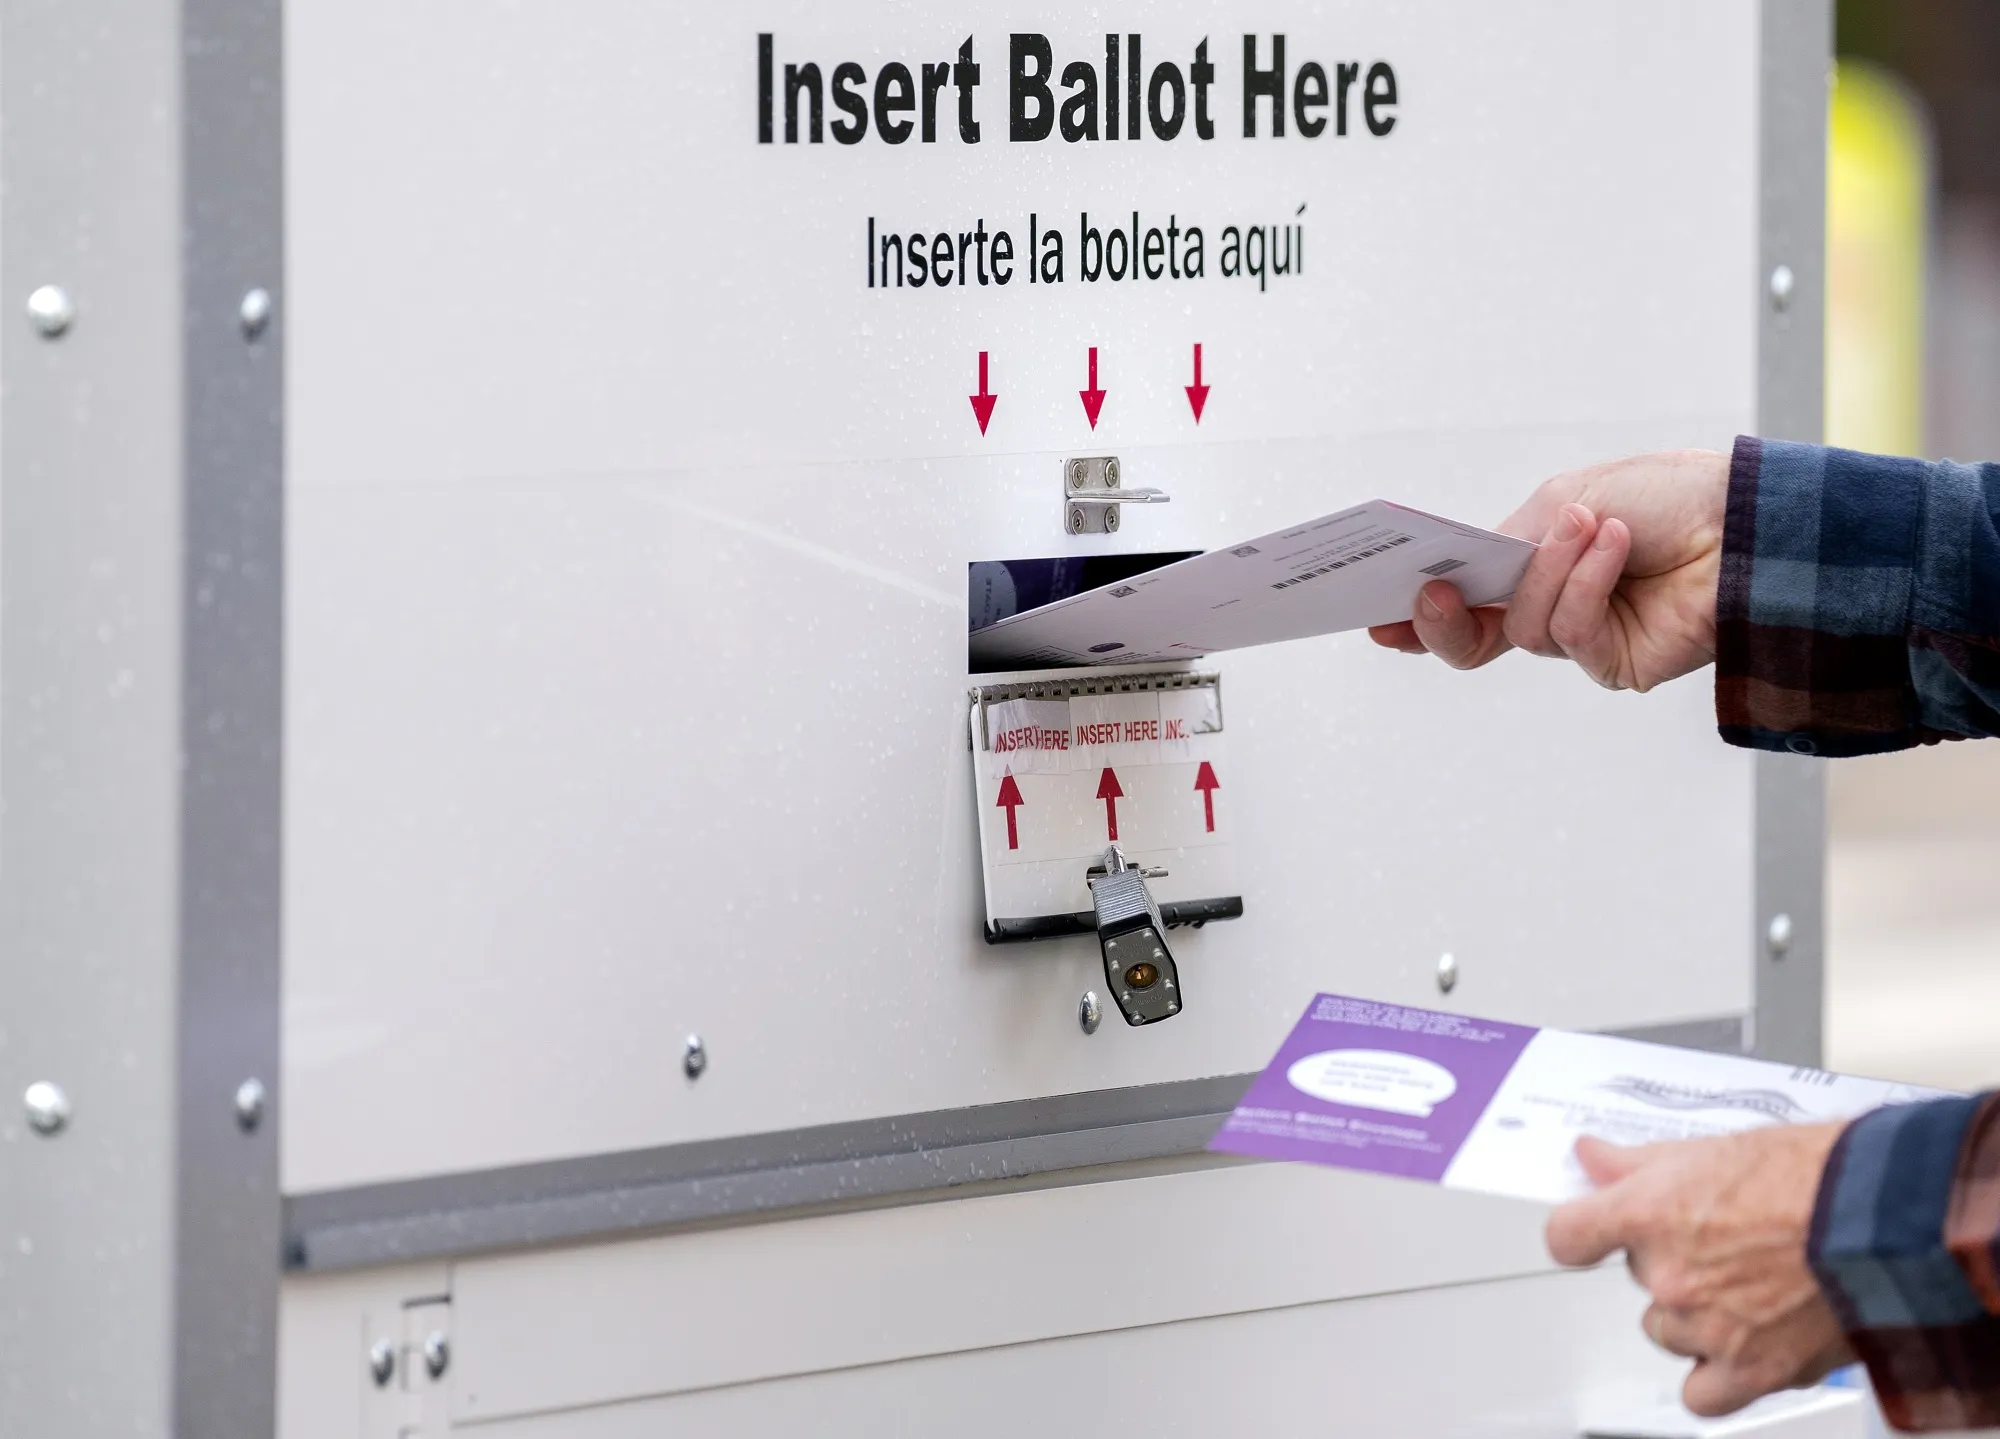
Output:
[
  {"xmin": 234, "ymin": 1077, "xmax": 267, "ymax": 1132},
  {"xmin": 1068, "ymin": 505, "xmax": 1086, "ymax": 534},
  {"xmin": 26, "ymin": 285, "xmax": 75, "ymax": 338},
  {"xmin": 1766, "ymin": 913, "xmax": 1794, "ymax": 957},
  {"xmin": 1769, "ymin": 264, "xmax": 1795, "ymax": 312},
  {"xmin": 1435, "ymin": 952, "xmax": 1459, "ymax": 994},
  {"xmin": 367, "ymin": 1338, "xmax": 396, "ymax": 1387},
  {"xmin": 23, "ymin": 1080, "xmax": 70, "ymax": 1135},
  {"xmin": 683, "ymin": 1034, "xmax": 707, "ymax": 1079},
  {"xmin": 422, "ymin": 1330, "xmax": 450, "ymax": 1379},
  {"xmin": 1103, "ymin": 458, "xmax": 1121, "ymax": 487},
  {"xmin": 238, "ymin": 287, "xmax": 273, "ymax": 339},
  {"xmin": 1068, "ymin": 458, "xmax": 1088, "ymax": 490},
  {"xmin": 1103, "ymin": 507, "xmax": 1120, "ymax": 532},
  {"xmin": 1078, "ymin": 991, "xmax": 1103, "ymax": 1035}
]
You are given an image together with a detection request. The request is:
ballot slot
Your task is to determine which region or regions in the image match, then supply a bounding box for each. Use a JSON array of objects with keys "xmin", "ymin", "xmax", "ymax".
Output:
[
  {"xmin": 970, "ymin": 499, "xmax": 1539, "ymax": 673},
  {"xmin": 969, "ymin": 668, "xmax": 1242, "ymax": 959},
  {"xmin": 969, "ymin": 551, "xmax": 1199, "ymax": 674}
]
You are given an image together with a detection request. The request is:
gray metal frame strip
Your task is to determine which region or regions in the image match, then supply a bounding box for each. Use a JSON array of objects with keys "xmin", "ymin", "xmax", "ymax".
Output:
[
  {"xmin": 0, "ymin": 0, "xmax": 284, "ymax": 1433},
  {"xmin": 1752, "ymin": 0, "xmax": 1831, "ymax": 1067},
  {"xmin": 285, "ymin": 1014, "xmax": 1742, "ymax": 1272}
]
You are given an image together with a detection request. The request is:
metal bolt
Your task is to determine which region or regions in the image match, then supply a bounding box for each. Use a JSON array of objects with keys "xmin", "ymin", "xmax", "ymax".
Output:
[
  {"xmin": 1103, "ymin": 458, "xmax": 1121, "ymax": 487},
  {"xmin": 1435, "ymin": 952, "xmax": 1459, "ymax": 995},
  {"xmin": 367, "ymin": 1338, "xmax": 396, "ymax": 1387},
  {"xmin": 1078, "ymin": 991, "xmax": 1103, "ymax": 1035},
  {"xmin": 1068, "ymin": 505, "xmax": 1086, "ymax": 534},
  {"xmin": 23, "ymin": 1080, "xmax": 70, "ymax": 1136},
  {"xmin": 239, "ymin": 286, "xmax": 273, "ymax": 339},
  {"xmin": 234, "ymin": 1077, "xmax": 267, "ymax": 1132},
  {"xmin": 26, "ymin": 284, "xmax": 75, "ymax": 338},
  {"xmin": 1766, "ymin": 912, "xmax": 1794, "ymax": 957},
  {"xmin": 1068, "ymin": 458, "xmax": 1088, "ymax": 490},
  {"xmin": 683, "ymin": 1034, "xmax": 707, "ymax": 1079},
  {"xmin": 1103, "ymin": 507, "xmax": 1120, "ymax": 532},
  {"xmin": 1768, "ymin": 264, "xmax": 1795, "ymax": 312},
  {"xmin": 422, "ymin": 1330, "xmax": 450, "ymax": 1379}
]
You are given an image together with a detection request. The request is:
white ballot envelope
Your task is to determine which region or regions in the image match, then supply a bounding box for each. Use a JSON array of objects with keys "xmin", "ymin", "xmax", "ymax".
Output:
[
  {"xmin": 969, "ymin": 499, "xmax": 1535, "ymax": 670},
  {"xmin": 1212, "ymin": 993, "xmax": 1956, "ymax": 1205}
]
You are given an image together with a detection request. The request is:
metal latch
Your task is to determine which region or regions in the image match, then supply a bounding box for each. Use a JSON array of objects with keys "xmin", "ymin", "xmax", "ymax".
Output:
[
  {"xmin": 1064, "ymin": 455, "xmax": 1170, "ymax": 534},
  {"xmin": 1088, "ymin": 845, "xmax": 1182, "ymax": 1025}
]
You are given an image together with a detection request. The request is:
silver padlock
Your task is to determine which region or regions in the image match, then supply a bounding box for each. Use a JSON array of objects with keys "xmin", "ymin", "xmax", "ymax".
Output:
[{"xmin": 1087, "ymin": 846, "xmax": 1182, "ymax": 1026}]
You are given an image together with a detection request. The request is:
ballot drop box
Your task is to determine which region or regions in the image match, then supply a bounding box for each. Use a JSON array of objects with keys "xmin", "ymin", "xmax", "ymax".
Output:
[{"xmin": 0, "ymin": 3, "xmax": 1832, "ymax": 1436}]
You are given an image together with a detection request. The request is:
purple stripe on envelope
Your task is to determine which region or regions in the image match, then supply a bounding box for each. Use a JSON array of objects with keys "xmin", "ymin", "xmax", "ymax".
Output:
[{"xmin": 1210, "ymin": 993, "xmax": 1537, "ymax": 1181}]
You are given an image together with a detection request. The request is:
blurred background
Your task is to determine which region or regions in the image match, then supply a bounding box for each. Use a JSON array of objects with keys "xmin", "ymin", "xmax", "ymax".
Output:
[{"xmin": 1822, "ymin": 1, "xmax": 2000, "ymax": 1091}]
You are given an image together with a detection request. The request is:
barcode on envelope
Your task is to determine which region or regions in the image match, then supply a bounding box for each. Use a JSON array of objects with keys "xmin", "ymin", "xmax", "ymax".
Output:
[
  {"xmin": 1419, "ymin": 558, "xmax": 1467, "ymax": 577},
  {"xmin": 1270, "ymin": 534, "xmax": 1415, "ymax": 590}
]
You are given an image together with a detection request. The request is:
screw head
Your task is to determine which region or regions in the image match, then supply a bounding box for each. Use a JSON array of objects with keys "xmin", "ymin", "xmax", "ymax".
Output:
[
  {"xmin": 1078, "ymin": 991, "xmax": 1103, "ymax": 1035},
  {"xmin": 26, "ymin": 284, "xmax": 75, "ymax": 338},
  {"xmin": 1435, "ymin": 952, "xmax": 1459, "ymax": 995},
  {"xmin": 367, "ymin": 1337, "xmax": 396, "ymax": 1387},
  {"xmin": 1769, "ymin": 264, "xmax": 1795, "ymax": 312},
  {"xmin": 1103, "ymin": 507, "xmax": 1120, "ymax": 532},
  {"xmin": 239, "ymin": 287, "xmax": 273, "ymax": 339},
  {"xmin": 422, "ymin": 1330, "xmax": 450, "ymax": 1379},
  {"xmin": 683, "ymin": 1034, "xmax": 707, "ymax": 1079},
  {"xmin": 1766, "ymin": 912, "xmax": 1794, "ymax": 957},
  {"xmin": 1068, "ymin": 458, "xmax": 1088, "ymax": 490},
  {"xmin": 1103, "ymin": 458, "xmax": 1121, "ymax": 487},
  {"xmin": 1068, "ymin": 505, "xmax": 1086, "ymax": 534},
  {"xmin": 234, "ymin": 1077, "xmax": 267, "ymax": 1132},
  {"xmin": 23, "ymin": 1080, "xmax": 71, "ymax": 1135}
]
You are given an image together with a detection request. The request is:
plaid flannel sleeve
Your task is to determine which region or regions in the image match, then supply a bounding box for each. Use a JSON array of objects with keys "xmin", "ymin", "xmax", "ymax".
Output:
[
  {"xmin": 1811, "ymin": 1095, "xmax": 2000, "ymax": 1431},
  {"xmin": 1715, "ymin": 434, "xmax": 2000, "ymax": 756}
]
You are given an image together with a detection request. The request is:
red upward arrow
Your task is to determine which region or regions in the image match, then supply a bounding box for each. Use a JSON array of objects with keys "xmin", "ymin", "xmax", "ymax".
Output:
[
  {"xmin": 996, "ymin": 771, "xmax": 1024, "ymax": 849},
  {"xmin": 1079, "ymin": 346, "xmax": 1107, "ymax": 429},
  {"xmin": 1194, "ymin": 760, "xmax": 1220, "ymax": 832},
  {"xmin": 1185, "ymin": 343, "xmax": 1210, "ymax": 423},
  {"xmin": 1096, "ymin": 766, "xmax": 1123, "ymax": 840},
  {"xmin": 969, "ymin": 350, "xmax": 998, "ymax": 435}
]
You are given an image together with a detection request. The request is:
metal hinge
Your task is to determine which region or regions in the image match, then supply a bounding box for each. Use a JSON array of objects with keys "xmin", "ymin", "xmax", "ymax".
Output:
[
  {"xmin": 363, "ymin": 1293, "xmax": 452, "ymax": 1439},
  {"xmin": 1063, "ymin": 455, "xmax": 1169, "ymax": 534}
]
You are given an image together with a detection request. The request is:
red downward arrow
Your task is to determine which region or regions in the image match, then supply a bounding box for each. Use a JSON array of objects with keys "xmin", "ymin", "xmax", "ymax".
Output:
[
  {"xmin": 1096, "ymin": 766, "xmax": 1124, "ymax": 840},
  {"xmin": 969, "ymin": 350, "xmax": 998, "ymax": 435},
  {"xmin": 1079, "ymin": 346, "xmax": 1107, "ymax": 429},
  {"xmin": 1185, "ymin": 343, "xmax": 1210, "ymax": 423},
  {"xmin": 996, "ymin": 771, "xmax": 1024, "ymax": 849},
  {"xmin": 1194, "ymin": 760, "xmax": 1220, "ymax": 832}
]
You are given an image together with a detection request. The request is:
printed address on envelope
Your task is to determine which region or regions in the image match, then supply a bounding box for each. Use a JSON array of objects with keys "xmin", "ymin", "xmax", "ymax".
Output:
[{"xmin": 1210, "ymin": 993, "xmax": 1953, "ymax": 1205}]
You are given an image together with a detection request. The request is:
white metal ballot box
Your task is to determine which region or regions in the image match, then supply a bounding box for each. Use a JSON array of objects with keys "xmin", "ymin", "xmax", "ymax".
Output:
[{"xmin": 0, "ymin": 2, "xmax": 1831, "ymax": 1436}]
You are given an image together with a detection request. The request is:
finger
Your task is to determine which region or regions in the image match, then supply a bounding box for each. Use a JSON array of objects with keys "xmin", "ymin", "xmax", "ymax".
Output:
[
  {"xmin": 1625, "ymin": 1247, "xmax": 1650, "ymax": 1289},
  {"xmin": 1367, "ymin": 621, "xmax": 1429, "ymax": 655},
  {"xmin": 1503, "ymin": 504, "xmax": 1599, "ymax": 657},
  {"xmin": 1575, "ymin": 1135, "xmax": 1653, "ymax": 1188},
  {"xmin": 1682, "ymin": 1359, "xmax": 1767, "ymax": 1419},
  {"xmin": 1547, "ymin": 518, "xmax": 1633, "ymax": 687},
  {"xmin": 1644, "ymin": 1304, "xmax": 1706, "ymax": 1360},
  {"xmin": 1545, "ymin": 1189, "xmax": 1632, "ymax": 1268},
  {"xmin": 1410, "ymin": 582, "xmax": 1513, "ymax": 670}
]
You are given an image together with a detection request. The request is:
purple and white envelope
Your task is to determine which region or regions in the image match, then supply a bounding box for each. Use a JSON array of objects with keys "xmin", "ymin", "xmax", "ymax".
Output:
[{"xmin": 1210, "ymin": 993, "xmax": 1952, "ymax": 1205}]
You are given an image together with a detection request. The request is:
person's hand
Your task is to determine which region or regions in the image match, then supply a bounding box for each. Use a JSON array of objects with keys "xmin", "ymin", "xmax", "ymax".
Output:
[
  {"xmin": 1546, "ymin": 1124, "xmax": 1854, "ymax": 1416},
  {"xmin": 1368, "ymin": 449, "xmax": 1730, "ymax": 692}
]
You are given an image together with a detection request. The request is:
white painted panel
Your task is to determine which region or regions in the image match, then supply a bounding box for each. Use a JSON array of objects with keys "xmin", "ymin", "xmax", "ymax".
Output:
[
  {"xmin": 448, "ymin": 1161, "xmax": 1559, "ymax": 1421},
  {"xmin": 283, "ymin": 0, "xmax": 1758, "ymax": 1189},
  {"xmin": 294, "ymin": 1266, "xmax": 1692, "ymax": 1439}
]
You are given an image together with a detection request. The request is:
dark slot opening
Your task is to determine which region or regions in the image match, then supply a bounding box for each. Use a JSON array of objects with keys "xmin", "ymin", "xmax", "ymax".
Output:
[{"xmin": 968, "ymin": 551, "xmax": 1199, "ymax": 672}]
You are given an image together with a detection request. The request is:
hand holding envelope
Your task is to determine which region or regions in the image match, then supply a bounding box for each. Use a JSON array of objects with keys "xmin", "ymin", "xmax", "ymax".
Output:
[
  {"xmin": 1367, "ymin": 448, "xmax": 1730, "ymax": 693},
  {"xmin": 1212, "ymin": 998, "xmax": 1943, "ymax": 1421},
  {"xmin": 1547, "ymin": 1126, "xmax": 1855, "ymax": 1418}
]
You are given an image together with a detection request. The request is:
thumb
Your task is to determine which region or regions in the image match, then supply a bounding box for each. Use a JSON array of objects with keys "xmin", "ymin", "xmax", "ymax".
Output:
[{"xmin": 1575, "ymin": 1135, "xmax": 1652, "ymax": 1189}]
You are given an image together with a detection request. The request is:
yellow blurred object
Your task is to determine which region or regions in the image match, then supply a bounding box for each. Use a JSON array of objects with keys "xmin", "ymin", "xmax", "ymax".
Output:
[{"xmin": 1826, "ymin": 60, "xmax": 1930, "ymax": 457}]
